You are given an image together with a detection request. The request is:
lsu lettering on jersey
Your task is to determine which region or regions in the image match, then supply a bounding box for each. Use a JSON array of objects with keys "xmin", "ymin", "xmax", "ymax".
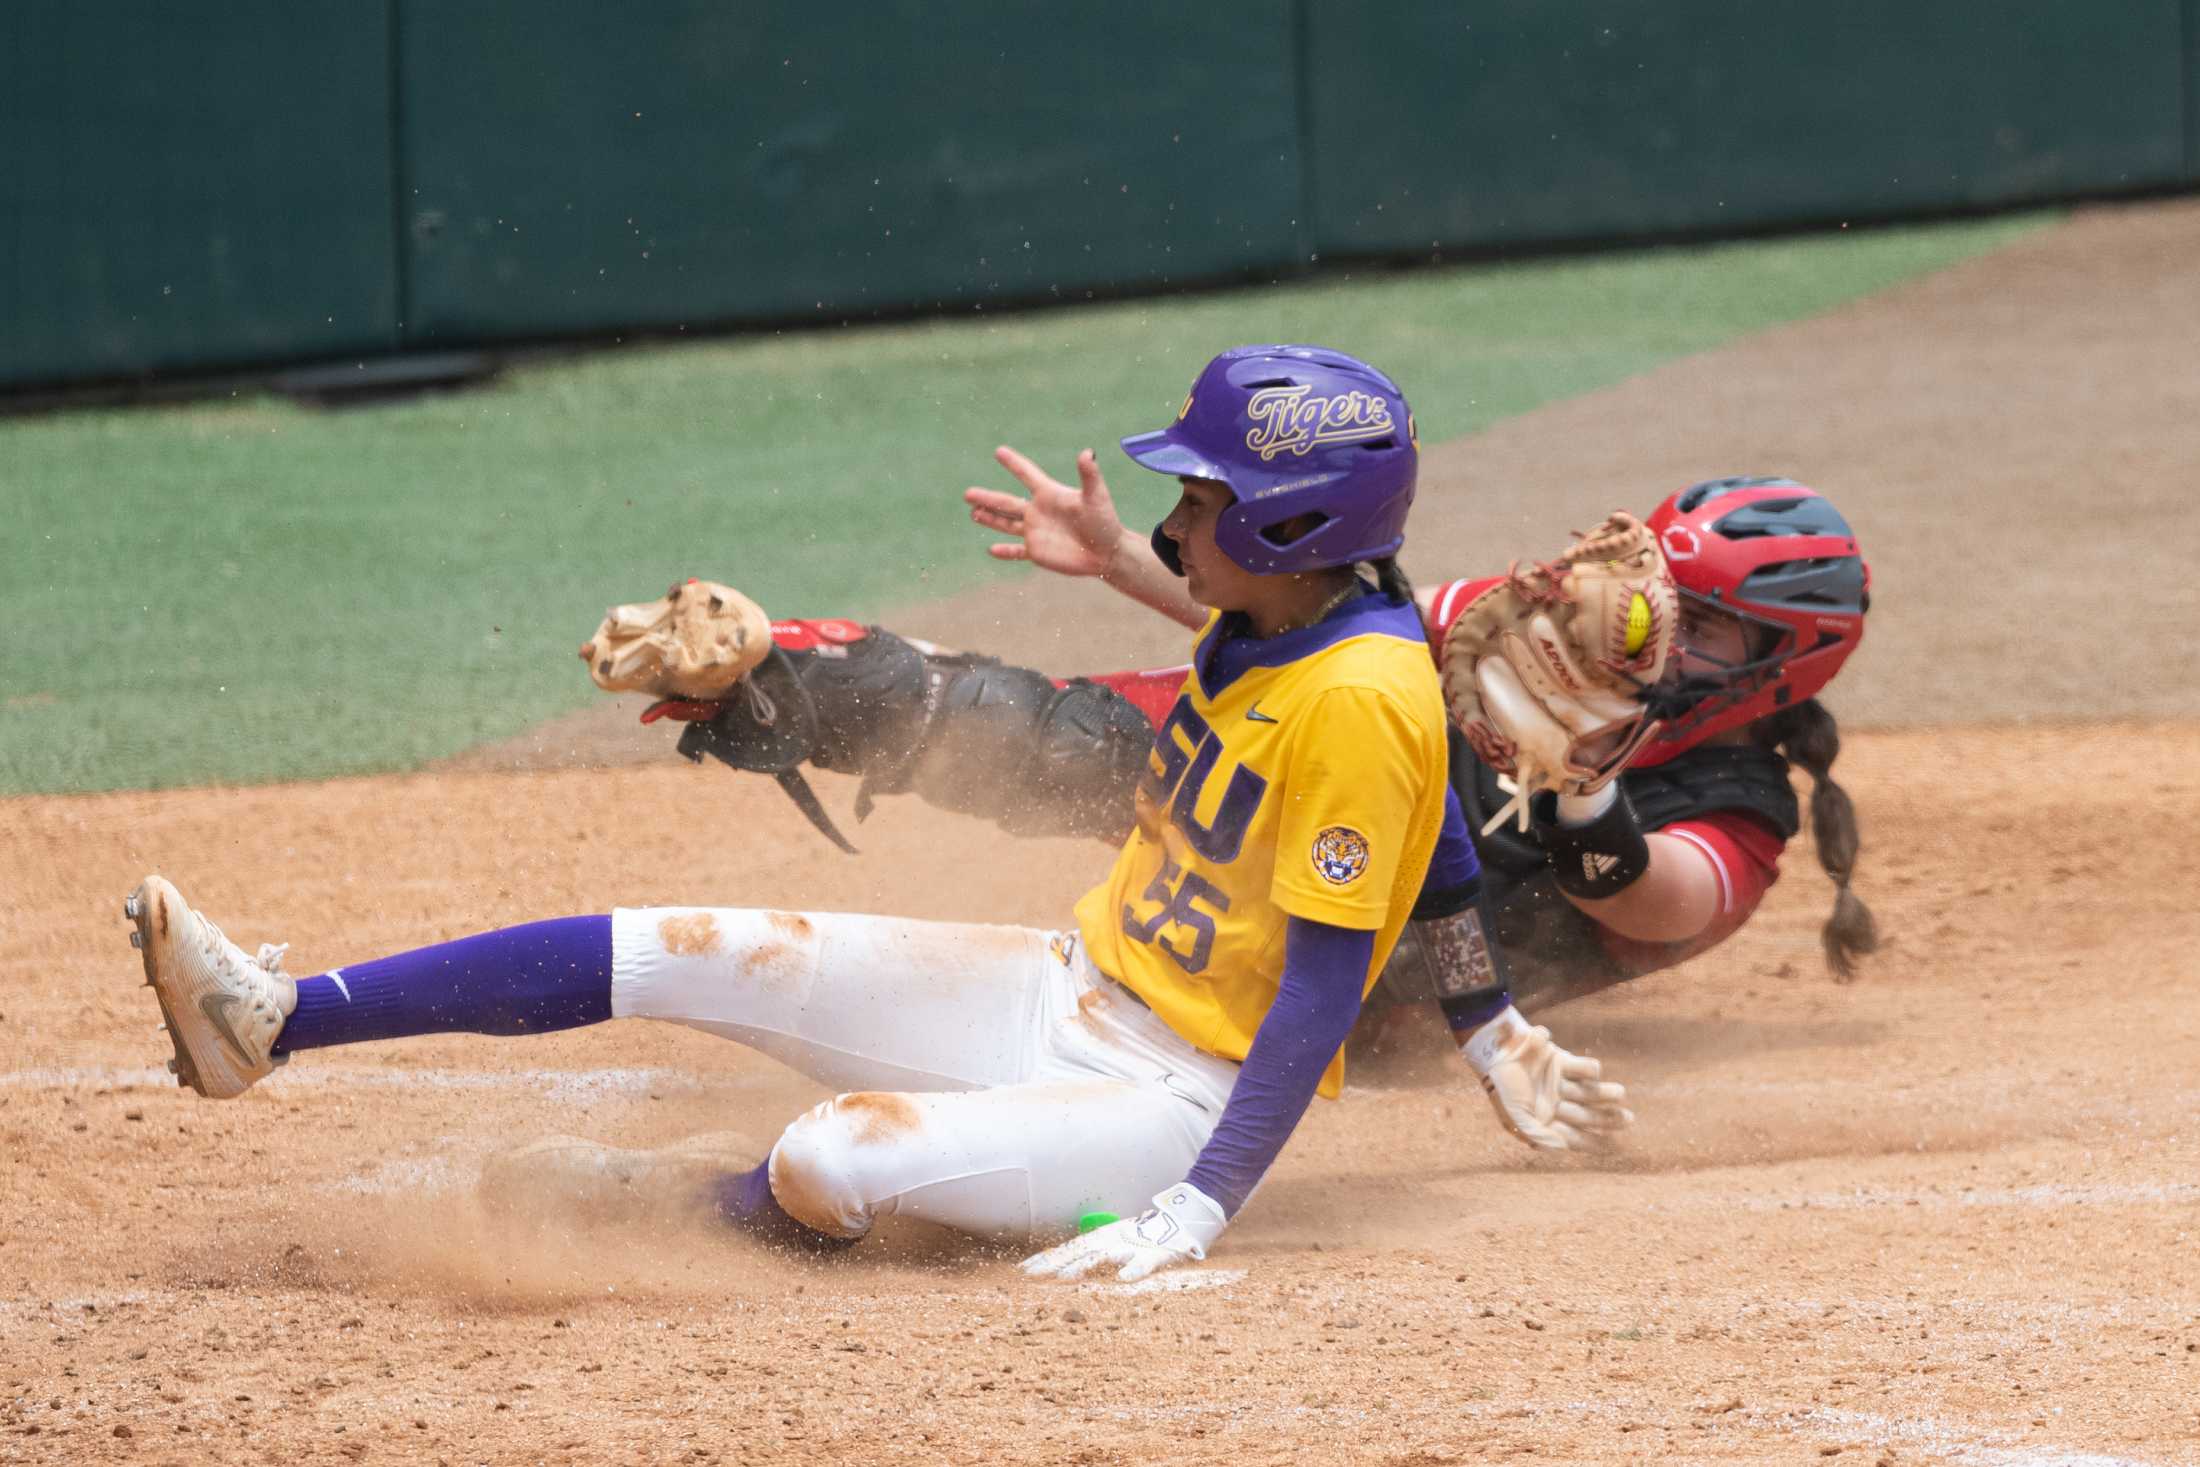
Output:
[{"xmin": 1075, "ymin": 593, "xmax": 1449, "ymax": 1097}]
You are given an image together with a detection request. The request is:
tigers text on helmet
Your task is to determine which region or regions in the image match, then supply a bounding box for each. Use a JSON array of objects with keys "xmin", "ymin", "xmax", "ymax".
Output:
[
  {"xmin": 1121, "ymin": 345, "xmax": 1418, "ymax": 576},
  {"xmin": 1638, "ymin": 476, "xmax": 1869, "ymax": 765}
]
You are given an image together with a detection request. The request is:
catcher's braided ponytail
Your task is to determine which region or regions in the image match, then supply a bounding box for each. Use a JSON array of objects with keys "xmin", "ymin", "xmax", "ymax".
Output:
[
  {"xmin": 1369, "ymin": 555, "xmax": 1415, "ymax": 606},
  {"xmin": 1754, "ymin": 698, "xmax": 1879, "ymax": 979}
]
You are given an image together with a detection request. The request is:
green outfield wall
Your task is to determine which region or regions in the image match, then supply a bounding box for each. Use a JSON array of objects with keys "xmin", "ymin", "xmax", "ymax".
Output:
[
  {"xmin": 1303, "ymin": 0, "xmax": 2193, "ymax": 252},
  {"xmin": 4, "ymin": 1, "xmax": 2194, "ymax": 387},
  {"xmin": 395, "ymin": 4, "xmax": 1301, "ymax": 344},
  {"xmin": 2188, "ymin": 0, "xmax": 2200, "ymax": 177},
  {"xmin": 0, "ymin": 3, "xmax": 399, "ymax": 386}
]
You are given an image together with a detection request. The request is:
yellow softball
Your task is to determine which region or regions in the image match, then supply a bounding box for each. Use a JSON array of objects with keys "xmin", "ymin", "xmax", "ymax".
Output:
[{"xmin": 1623, "ymin": 592, "xmax": 1652, "ymax": 656}]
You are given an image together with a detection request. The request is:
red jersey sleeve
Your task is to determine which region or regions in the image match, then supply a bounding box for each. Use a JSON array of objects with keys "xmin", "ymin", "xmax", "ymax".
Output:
[
  {"xmin": 1077, "ymin": 665, "xmax": 1189, "ymax": 728},
  {"xmin": 1421, "ymin": 576, "xmax": 1504, "ymax": 652},
  {"xmin": 1596, "ymin": 810, "xmax": 1786, "ymax": 974}
]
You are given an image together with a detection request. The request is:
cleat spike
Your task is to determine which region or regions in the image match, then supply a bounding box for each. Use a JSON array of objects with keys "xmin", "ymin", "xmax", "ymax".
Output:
[
  {"xmin": 130, "ymin": 931, "xmax": 143, "ymax": 949},
  {"xmin": 125, "ymin": 894, "xmax": 143, "ymax": 920}
]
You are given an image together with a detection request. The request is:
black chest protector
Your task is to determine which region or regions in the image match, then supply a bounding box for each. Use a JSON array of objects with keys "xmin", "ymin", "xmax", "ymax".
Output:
[{"xmin": 1448, "ymin": 730, "xmax": 1801, "ymax": 1008}]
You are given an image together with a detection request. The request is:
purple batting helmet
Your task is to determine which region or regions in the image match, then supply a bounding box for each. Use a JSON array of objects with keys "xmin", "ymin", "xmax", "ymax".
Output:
[{"xmin": 1122, "ymin": 344, "xmax": 1419, "ymax": 575}]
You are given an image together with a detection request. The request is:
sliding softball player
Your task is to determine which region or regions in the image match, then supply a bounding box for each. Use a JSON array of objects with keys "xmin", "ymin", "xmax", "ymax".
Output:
[{"xmin": 129, "ymin": 346, "xmax": 1631, "ymax": 1279}]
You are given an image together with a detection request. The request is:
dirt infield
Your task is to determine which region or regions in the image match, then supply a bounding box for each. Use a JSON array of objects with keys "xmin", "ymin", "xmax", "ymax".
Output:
[{"xmin": 8, "ymin": 200, "xmax": 2200, "ymax": 1464}]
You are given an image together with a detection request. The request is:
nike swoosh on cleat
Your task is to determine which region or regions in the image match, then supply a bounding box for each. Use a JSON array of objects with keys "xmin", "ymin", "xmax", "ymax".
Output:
[{"xmin": 198, "ymin": 991, "xmax": 258, "ymax": 1068}]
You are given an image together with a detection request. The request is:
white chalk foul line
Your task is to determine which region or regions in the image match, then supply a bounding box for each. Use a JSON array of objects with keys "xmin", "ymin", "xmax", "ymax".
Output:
[
  {"xmin": 1791, "ymin": 1407, "xmax": 2165, "ymax": 1467},
  {"xmin": 1084, "ymin": 1267, "xmax": 1246, "ymax": 1298},
  {"xmin": 0, "ymin": 1290, "xmax": 152, "ymax": 1316},
  {"xmin": 0, "ymin": 1063, "xmax": 739, "ymax": 1105},
  {"xmin": 330, "ymin": 1154, "xmax": 476, "ymax": 1196},
  {"xmin": 1730, "ymin": 1180, "xmax": 2200, "ymax": 1213},
  {"xmin": 1060, "ymin": 1395, "xmax": 2167, "ymax": 1461}
]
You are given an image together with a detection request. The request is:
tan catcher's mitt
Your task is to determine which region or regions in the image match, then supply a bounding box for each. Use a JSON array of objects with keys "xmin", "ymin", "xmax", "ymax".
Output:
[
  {"xmin": 579, "ymin": 578, "xmax": 772, "ymax": 700},
  {"xmin": 1442, "ymin": 513, "xmax": 1679, "ymax": 834}
]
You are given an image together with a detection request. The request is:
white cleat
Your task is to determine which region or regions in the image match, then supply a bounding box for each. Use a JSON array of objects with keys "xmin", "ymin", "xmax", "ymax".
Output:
[
  {"xmin": 124, "ymin": 875, "xmax": 297, "ymax": 1100},
  {"xmin": 477, "ymin": 1133, "xmax": 759, "ymax": 1230}
]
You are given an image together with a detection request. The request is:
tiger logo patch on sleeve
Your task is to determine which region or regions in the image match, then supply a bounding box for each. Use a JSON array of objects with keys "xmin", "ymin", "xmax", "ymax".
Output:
[{"xmin": 1310, "ymin": 826, "xmax": 1371, "ymax": 885}]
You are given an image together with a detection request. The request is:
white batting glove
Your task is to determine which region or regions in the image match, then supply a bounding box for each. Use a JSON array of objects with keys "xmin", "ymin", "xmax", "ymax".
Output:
[
  {"xmin": 1461, "ymin": 1006, "xmax": 1634, "ymax": 1151},
  {"xmin": 1019, "ymin": 1182, "xmax": 1229, "ymax": 1284}
]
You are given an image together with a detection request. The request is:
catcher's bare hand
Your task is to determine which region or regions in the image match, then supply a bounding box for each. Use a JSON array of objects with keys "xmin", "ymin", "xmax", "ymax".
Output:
[
  {"xmin": 1460, "ymin": 1006, "xmax": 1633, "ymax": 1152},
  {"xmin": 964, "ymin": 445, "xmax": 1126, "ymax": 578}
]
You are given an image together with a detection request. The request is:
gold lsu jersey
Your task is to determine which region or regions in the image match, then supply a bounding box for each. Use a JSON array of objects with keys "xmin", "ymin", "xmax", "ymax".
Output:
[{"xmin": 1074, "ymin": 597, "xmax": 1449, "ymax": 1098}]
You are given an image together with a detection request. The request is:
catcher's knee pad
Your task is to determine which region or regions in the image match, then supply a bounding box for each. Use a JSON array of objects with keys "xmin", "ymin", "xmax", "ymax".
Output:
[
  {"xmin": 1010, "ymin": 679, "xmax": 1155, "ymax": 838},
  {"xmin": 796, "ymin": 630, "xmax": 932, "ymax": 775},
  {"xmin": 767, "ymin": 1096, "xmax": 886, "ymax": 1240},
  {"xmin": 914, "ymin": 665, "xmax": 1149, "ymax": 838},
  {"xmin": 914, "ymin": 661, "xmax": 1058, "ymax": 817}
]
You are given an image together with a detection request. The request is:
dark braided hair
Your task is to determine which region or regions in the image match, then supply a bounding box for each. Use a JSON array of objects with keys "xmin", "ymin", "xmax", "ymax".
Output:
[
  {"xmin": 1367, "ymin": 554, "xmax": 1415, "ymax": 606},
  {"xmin": 1751, "ymin": 697, "xmax": 1879, "ymax": 979}
]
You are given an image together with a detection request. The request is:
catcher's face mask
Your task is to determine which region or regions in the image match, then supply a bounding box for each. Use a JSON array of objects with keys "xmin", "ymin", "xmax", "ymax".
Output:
[
  {"xmin": 1651, "ymin": 591, "xmax": 1797, "ymax": 737},
  {"xmin": 1668, "ymin": 594, "xmax": 1786, "ymax": 684}
]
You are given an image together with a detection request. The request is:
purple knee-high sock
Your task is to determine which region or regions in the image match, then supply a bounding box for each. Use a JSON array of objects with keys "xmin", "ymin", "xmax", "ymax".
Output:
[
  {"xmin": 713, "ymin": 1162, "xmax": 856, "ymax": 1253},
  {"xmin": 274, "ymin": 916, "xmax": 613, "ymax": 1054}
]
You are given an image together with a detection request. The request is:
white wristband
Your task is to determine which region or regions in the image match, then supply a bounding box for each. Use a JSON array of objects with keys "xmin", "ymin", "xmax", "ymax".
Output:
[
  {"xmin": 1555, "ymin": 783, "xmax": 1620, "ymax": 827},
  {"xmin": 1460, "ymin": 1004, "xmax": 1531, "ymax": 1077}
]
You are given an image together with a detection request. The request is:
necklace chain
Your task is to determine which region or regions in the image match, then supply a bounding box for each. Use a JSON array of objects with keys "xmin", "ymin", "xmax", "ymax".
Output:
[{"xmin": 1272, "ymin": 581, "xmax": 1359, "ymax": 636}]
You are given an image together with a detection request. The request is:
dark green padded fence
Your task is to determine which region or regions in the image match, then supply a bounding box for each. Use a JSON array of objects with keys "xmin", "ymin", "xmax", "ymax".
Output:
[
  {"xmin": 4, "ymin": 2, "xmax": 2195, "ymax": 388},
  {"xmin": 397, "ymin": 3, "xmax": 1300, "ymax": 343},
  {"xmin": 1303, "ymin": 0, "xmax": 2191, "ymax": 254},
  {"xmin": 0, "ymin": 3, "xmax": 397, "ymax": 387},
  {"xmin": 2187, "ymin": 0, "xmax": 2200, "ymax": 182}
]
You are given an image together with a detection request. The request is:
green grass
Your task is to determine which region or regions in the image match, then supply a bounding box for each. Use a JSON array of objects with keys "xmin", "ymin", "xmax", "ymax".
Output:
[{"xmin": 0, "ymin": 212, "xmax": 2047, "ymax": 795}]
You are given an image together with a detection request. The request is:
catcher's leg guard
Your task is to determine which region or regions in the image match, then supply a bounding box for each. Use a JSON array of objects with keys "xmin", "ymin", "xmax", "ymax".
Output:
[{"xmin": 911, "ymin": 664, "xmax": 1152, "ymax": 839}]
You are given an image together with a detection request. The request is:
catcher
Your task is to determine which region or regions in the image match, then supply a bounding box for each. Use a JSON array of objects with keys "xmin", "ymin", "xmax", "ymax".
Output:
[{"xmin": 625, "ymin": 465, "xmax": 1873, "ymax": 1150}]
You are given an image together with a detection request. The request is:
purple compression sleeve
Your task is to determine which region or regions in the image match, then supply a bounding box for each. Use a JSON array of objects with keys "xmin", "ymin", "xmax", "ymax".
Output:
[
  {"xmin": 1183, "ymin": 915, "xmax": 1374, "ymax": 1218},
  {"xmin": 274, "ymin": 915, "xmax": 613, "ymax": 1053},
  {"xmin": 1421, "ymin": 784, "xmax": 1483, "ymax": 900}
]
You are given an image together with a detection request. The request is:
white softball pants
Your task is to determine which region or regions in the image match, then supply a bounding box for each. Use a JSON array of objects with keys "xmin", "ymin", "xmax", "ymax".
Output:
[{"xmin": 609, "ymin": 907, "xmax": 1237, "ymax": 1242}]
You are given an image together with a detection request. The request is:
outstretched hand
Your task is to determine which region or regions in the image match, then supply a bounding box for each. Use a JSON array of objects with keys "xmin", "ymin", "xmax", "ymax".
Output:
[
  {"xmin": 1461, "ymin": 1006, "xmax": 1634, "ymax": 1151},
  {"xmin": 965, "ymin": 446, "xmax": 1127, "ymax": 579}
]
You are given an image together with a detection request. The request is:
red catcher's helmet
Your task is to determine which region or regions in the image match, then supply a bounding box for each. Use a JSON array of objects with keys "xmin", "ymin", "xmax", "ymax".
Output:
[{"xmin": 1636, "ymin": 477, "xmax": 1870, "ymax": 766}]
